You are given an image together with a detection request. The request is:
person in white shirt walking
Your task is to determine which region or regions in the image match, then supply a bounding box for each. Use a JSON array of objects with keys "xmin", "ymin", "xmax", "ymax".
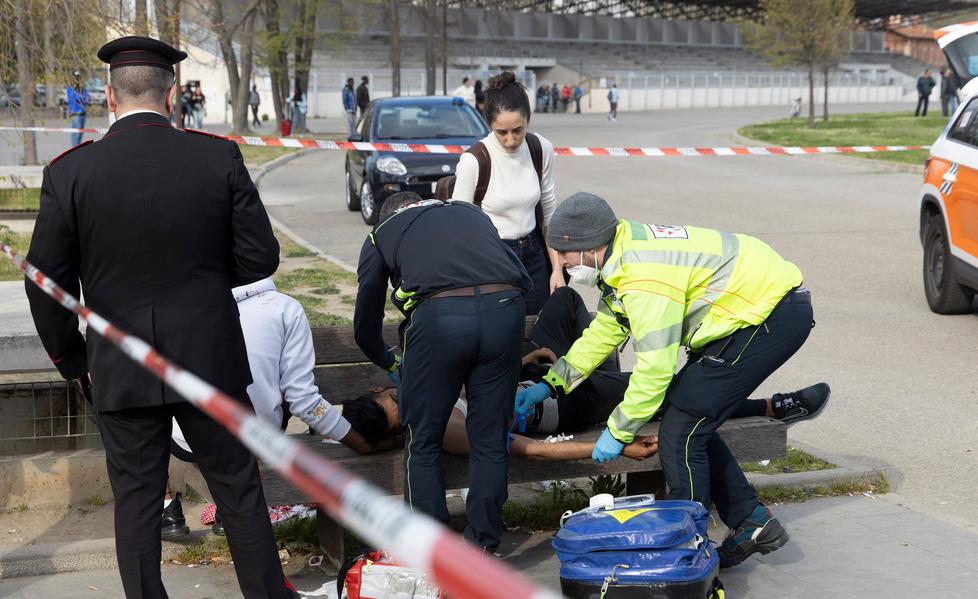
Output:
[
  {"xmin": 451, "ymin": 76, "xmax": 476, "ymax": 108},
  {"xmin": 451, "ymin": 71, "xmax": 561, "ymax": 314},
  {"xmin": 607, "ymin": 83, "xmax": 620, "ymax": 121},
  {"xmin": 163, "ymin": 277, "xmax": 372, "ymax": 537}
]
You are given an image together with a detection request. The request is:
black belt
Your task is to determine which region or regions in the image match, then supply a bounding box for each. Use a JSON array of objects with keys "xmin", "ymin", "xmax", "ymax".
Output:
[{"xmin": 429, "ymin": 283, "xmax": 516, "ymax": 299}]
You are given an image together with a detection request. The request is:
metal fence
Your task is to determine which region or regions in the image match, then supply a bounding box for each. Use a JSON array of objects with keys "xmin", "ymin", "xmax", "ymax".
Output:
[{"xmin": 0, "ymin": 381, "xmax": 100, "ymax": 455}]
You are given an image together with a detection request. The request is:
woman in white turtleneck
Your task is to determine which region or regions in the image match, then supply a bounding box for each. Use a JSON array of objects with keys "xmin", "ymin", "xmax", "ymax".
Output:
[{"xmin": 452, "ymin": 71, "xmax": 562, "ymax": 314}]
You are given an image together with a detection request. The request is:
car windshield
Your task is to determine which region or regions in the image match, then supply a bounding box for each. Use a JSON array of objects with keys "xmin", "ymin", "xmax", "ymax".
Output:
[
  {"xmin": 944, "ymin": 33, "xmax": 978, "ymax": 86},
  {"xmin": 373, "ymin": 103, "xmax": 488, "ymax": 140}
]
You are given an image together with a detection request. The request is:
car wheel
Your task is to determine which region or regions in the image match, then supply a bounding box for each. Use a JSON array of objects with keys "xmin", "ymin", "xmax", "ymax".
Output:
[
  {"xmin": 360, "ymin": 180, "xmax": 378, "ymax": 225},
  {"xmin": 923, "ymin": 214, "xmax": 975, "ymax": 314},
  {"xmin": 345, "ymin": 168, "xmax": 360, "ymax": 211}
]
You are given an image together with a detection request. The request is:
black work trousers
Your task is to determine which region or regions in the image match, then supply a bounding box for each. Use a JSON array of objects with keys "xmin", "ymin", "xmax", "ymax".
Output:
[
  {"xmin": 398, "ymin": 288, "xmax": 525, "ymax": 551},
  {"xmin": 658, "ymin": 288, "xmax": 813, "ymax": 529},
  {"xmin": 98, "ymin": 399, "xmax": 292, "ymax": 599},
  {"xmin": 523, "ymin": 287, "xmax": 629, "ymax": 431},
  {"xmin": 915, "ymin": 94, "xmax": 930, "ymax": 116}
]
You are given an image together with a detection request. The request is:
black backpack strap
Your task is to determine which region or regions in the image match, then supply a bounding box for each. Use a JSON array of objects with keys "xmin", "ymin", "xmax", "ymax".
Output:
[
  {"xmin": 467, "ymin": 141, "xmax": 491, "ymax": 207},
  {"xmin": 525, "ymin": 132, "xmax": 544, "ymax": 185}
]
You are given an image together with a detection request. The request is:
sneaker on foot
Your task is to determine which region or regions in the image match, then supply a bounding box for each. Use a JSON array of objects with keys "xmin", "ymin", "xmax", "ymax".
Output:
[
  {"xmin": 717, "ymin": 504, "xmax": 789, "ymax": 568},
  {"xmin": 771, "ymin": 383, "xmax": 830, "ymax": 426},
  {"xmin": 161, "ymin": 492, "xmax": 190, "ymax": 539}
]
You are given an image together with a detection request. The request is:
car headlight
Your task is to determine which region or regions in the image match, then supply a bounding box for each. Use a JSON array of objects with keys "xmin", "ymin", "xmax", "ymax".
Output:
[{"xmin": 377, "ymin": 156, "xmax": 407, "ymax": 176}]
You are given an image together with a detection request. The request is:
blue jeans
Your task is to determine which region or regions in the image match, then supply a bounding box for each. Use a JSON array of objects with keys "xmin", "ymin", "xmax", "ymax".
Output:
[
  {"xmin": 503, "ymin": 232, "xmax": 549, "ymax": 315},
  {"xmin": 70, "ymin": 113, "xmax": 86, "ymax": 147}
]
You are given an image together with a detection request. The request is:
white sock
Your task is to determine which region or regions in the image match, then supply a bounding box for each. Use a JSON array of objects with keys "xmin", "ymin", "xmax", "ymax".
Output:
[{"xmin": 163, "ymin": 498, "xmax": 173, "ymax": 509}]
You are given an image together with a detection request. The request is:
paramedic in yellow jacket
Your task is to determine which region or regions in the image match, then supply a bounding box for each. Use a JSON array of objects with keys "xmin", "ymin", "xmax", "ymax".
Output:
[{"xmin": 515, "ymin": 192, "xmax": 816, "ymax": 569}]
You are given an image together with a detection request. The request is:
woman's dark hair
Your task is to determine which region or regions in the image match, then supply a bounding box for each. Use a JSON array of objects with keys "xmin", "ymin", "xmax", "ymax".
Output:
[
  {"xmin": 342, "ymin": 393, "xmax": 391, "ymax": 446},
  {"xmin": 484, "ymin": 71, "xmax": 530, "ymax": 125}
]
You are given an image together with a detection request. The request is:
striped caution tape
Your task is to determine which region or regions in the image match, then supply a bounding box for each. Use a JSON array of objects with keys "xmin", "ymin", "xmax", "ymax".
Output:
[
  {"xmin": 0, "ymin": 125, "xmax": 929, "ymax": 156},
  {"xmin": 0, "ymin": 239, "xmax": 563, "ymax": 599}
]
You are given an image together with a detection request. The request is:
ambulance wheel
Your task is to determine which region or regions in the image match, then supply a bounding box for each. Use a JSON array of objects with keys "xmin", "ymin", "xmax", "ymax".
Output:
[
  {"xmin": 345, "ymin": 167, "xmax": 360, "ymax": 211},
  {"xmin": 923, "ymin": 216, "xmax": 975, "ymax": 314}
]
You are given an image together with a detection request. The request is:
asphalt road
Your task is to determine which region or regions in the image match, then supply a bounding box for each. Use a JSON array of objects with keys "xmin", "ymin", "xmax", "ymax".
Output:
[{"xmin": 260, "ymin": 102, "xmax": 978, "ymax": 532}]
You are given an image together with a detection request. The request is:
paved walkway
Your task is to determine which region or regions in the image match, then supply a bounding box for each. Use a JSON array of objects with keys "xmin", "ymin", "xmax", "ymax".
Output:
[{"xmin": 2, "ymin": 495, "xmax": 977, "ymax": 598}]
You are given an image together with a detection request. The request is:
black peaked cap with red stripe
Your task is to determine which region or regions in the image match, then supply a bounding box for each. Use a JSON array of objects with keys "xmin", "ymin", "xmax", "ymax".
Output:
[{"xmin": 97, "ymin": 36, "xmax": 187, "ymax": 73}]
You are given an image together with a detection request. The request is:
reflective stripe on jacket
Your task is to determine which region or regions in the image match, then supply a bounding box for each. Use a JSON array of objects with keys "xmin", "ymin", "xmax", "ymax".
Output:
[{"xmin": 543, "ymin": 220, "xmax": 803, "ymax": 442}]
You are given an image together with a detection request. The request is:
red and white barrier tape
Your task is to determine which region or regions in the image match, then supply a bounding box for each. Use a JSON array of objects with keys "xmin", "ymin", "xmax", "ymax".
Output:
[
  {"xmin": 0, "ymin": 125, "xmax": 929, "ymax": 156},
  {"xmin": 0, "ymin": 240, "xmax": 562, "ymax": 599}
]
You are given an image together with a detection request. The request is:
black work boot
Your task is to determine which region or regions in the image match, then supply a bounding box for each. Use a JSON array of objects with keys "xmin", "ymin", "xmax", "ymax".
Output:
[
  {"xmin": 212, "ymin": 513, "xmax": 225, "ymax": 536},
  {"xmin": 161, "ymin": 492, "xmax": 190, "ymax": 539},
  {"xmin": 718, "ymin": 504, "xmax": 789, "ymax": 568},
  {"xmin": 771, "ymin": 383, "xmax": 831, "ymax": 427}
]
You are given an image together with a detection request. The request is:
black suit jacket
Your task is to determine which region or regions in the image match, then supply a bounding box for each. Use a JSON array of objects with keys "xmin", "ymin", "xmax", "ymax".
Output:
[{"xmin": 25, "ymin": 112, "xmax": 279, "ymax": 411}]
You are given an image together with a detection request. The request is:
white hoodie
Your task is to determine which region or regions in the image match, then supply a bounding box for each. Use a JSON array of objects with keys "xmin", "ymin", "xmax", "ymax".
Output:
[{"xmin": 172, "ymin": 278, "xmax": 350, "ymax": 453}]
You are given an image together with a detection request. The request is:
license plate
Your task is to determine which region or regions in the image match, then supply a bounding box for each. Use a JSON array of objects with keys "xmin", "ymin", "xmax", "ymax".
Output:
[{"xmin": 431, "ymin": 182, "xmax": 438, "ymax": 193}]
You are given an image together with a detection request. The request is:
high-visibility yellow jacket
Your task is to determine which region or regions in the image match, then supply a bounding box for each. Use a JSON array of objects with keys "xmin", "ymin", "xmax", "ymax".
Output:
[{"xmin": 542, "ymin": 221, "xmax": 803, "ymax": 443}]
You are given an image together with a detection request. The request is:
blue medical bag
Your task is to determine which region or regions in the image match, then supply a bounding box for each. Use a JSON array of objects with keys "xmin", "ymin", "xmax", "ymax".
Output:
[{"xmin": 552, "ymin": 495, "xmax": 723, "ymax": 599}]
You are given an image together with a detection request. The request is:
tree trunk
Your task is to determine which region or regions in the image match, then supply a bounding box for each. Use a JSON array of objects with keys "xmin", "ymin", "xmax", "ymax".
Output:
[
  {"xmin": 293, "ymin": 0, "xmax": 318, "ymax": 99},
  {"xmin": 442, "ymin": 0, "xmax": 448, "ymax": 95},
  {"xmin": 822, "ymin": 64, "xmax": 830, "ymax": 122},
  {"xmin": 261, "ymin": 0, "xmax": 289, "ymax": 126},
  {"xmin": 14, "ymin": 0, "xmax": 38, "ymax": 165},
  {"xmin": 134, "ymin": 0, "xmax": 149, "ymax": 35},
  {"xmin": 807, "ymin": 64, "xmax": 816, "ymax": 126},
  {"xmin": 390, "ymin": 0, "xmax": 400, "ymax": 97},
  {"xmin": 424, "ymin": 0, "xmax": 436, "ymax": 95},
  {"xmin": 42, "ymin": 6, "xmax": 54, "ymax": 110},
  {"xmin": 233, "ymin": 11, "xmax": 257, "ymax": 133}
]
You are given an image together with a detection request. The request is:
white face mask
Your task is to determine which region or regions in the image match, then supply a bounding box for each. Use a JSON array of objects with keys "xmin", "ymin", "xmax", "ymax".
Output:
[{"xmin": 567, "ymin": 250, "xmax": 600, "ymax": 286}]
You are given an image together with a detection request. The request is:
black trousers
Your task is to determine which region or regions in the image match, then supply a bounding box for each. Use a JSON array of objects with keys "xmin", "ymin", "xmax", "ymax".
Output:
[
  {"xmin": 251, "ymin": 104, "xmax": 260, "ymax": 126},
  {"xmin": 398, "ymin": 288, "xmax": 525, "ymax": 551},
  {"xmin": 98, "ymin": 399, "xmax": 292, "ymax": 599},
  {"xmin": 915, "ymin": 94, "xmax": 930, "ymax": 116},
  {"xmin": 503, "ymin": 232, "xmax": 550, "ymax": 315},
  {"xmin": 658, "ymin": 288, "xmax": 813, "ymax": 529},
  {"xmin": 523, "ymin": 287, "xmax": 629, "ymax": 431}
]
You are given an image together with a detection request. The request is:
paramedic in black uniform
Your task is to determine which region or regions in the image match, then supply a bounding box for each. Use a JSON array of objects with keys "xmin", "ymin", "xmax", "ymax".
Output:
[
  {"xmin": 354, "ymin": 191, "xmax": 531, "ymax": 553},
  {"xmin": 24, "ymin": 36, "xmax": 294, "ymax": 599}
]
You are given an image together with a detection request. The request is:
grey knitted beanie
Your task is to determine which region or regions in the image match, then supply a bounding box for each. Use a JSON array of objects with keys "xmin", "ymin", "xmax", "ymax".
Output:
[{"xmin": 546, "ymin": 192, "xmax": 619, "ymax": 251}]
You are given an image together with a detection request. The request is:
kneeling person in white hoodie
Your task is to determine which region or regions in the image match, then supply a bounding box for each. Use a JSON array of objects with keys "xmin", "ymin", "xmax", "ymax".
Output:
[{"xmin": 162, "ymin": 277, "xmax": 373, "ymax": 538}]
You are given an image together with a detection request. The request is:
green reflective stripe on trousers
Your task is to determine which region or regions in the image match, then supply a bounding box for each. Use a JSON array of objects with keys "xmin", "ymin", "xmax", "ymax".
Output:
[
  {"xmin": 609, "ymin": 405, "xmax": 647, "ymax": 439},
  {"xmin": 633, "ymin": 325, "xmax": 683, "ymax": 353},
  {"xmin": 684, "ymin": 417, "xmax": 707, "ymax": 500},
  {"xmin": 406, "ymin": 423, "xmax": 415, "ymax": 511},
  {"xmin": 684, "ymin": 231, "xmax": 740, "ymax": 341},
  {"xmin": 552, "ymin": 358, "xmax": 583, "ymax": 389}
]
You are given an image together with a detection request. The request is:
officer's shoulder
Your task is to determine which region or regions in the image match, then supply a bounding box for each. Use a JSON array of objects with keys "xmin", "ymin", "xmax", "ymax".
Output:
[
  {"xmin": 182, "ymin": 128, "xmax": 238, "ymax": 149},
  {"xmin": 48, "ymin": 140, "xmax": 94, "ymax": 168}
]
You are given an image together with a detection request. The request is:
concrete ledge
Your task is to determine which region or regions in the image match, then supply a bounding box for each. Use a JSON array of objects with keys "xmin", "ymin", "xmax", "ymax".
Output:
[
  {"xmin": 0, "ymin": 450, "xmax": 111, "ymax": 510},
  {"xmin": 0, "ymin": 533, "xmax": 208, "ymax": 578}
]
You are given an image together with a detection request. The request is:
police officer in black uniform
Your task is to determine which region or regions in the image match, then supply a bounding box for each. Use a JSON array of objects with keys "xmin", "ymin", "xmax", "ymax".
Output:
[
  {"xmin": 25, "ymin": 36, "xmax": 294, "ymax": 599},
  {"xmin": 354, "ymin": 192, "xmax": 530, "ymax": 552}
]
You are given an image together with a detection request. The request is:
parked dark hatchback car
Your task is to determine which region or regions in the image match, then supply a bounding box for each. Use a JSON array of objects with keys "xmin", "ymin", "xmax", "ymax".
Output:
[{"xmin": 345, "ymin": 95, "xmax": 489, "ymax": 225}]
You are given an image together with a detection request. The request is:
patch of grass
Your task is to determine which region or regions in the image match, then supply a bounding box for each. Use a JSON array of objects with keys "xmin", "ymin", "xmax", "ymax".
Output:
[
  {"xmin": 12, "ymin": 502, "xmax": 28, "ymax": 513},
  {"xmin": 84, "ymin": 494, "xmax": 109, "ymax": 507},
  {"xmin": 305, "ymin": 311, "xmax": 353, "ymax": 327},
  {"xmin": 738, "ymin": 111, "xmax": 945, "ymax": 165},
  {"xmin": 273, "ymin": 516, "xmax": 319, "ymax": 552},
  {"xmin": 502, "ymin": 482, "xmax": 590, "ymax": 531},
  {"xmin": 340, "ymin": 294, "xmax": 356, "ymax": 305},
  {"xmin": 0, "ymin": 225, "xmax": 31, "ymax": 281},
  {"xmin": 276, "ymin": 264, "xmax": 357, "ymax": 291},
  {"xmin": 0, "ymin": 188, "xmax": 40, "ymax": 211},
  {"xmin": 173, "ymin": 535, "xmax": 231, "ymax": 565},
  {"xmin": 239, "ymin": 145, "xmax": 297, "ymax": 167},
  {"xmin": 757, "ymin": 472, "xmax": 889, "ymax": 505},
  {"xmin": 274, "ymin": 229, "xmax": 316, "ymax": 258},
  {"xmin": 182, "ymin": 485, "xmax": 205, "ymax": 504},
  {"xmin": 294, "ymin": 294, "xmax": 325, "ymax": 309},
  {"xmin": 312, "ymin": 285, "xmax": 341, "ymax": 295},
  {"xmin": 741, "ymin": 446, "xmax": 835, "ymax": 475}
]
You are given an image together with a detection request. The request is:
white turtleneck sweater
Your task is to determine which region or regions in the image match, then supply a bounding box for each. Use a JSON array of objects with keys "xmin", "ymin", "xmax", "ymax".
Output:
[{"xmin": 452, "ymin": 131, "xmax": 557, "ymax": 240}]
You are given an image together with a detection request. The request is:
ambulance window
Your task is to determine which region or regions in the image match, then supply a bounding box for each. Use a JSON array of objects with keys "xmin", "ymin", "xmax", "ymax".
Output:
[{"xmin": 949, "ymin": 99, "xmax": 978, "ymax": 146}]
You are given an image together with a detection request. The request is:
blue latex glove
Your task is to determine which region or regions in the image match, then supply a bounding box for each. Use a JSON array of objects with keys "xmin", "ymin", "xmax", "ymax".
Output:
[
  {"xmin": 515, "ymin": 382, "xmax": 550, "ymax": 416},
  {"xmin": 388, "ymin": 369, "xmax": 400, "ymax": 385},
  {"xmin": 591, "ymin": 428, "xmax": 624, "ymax": 463}
]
